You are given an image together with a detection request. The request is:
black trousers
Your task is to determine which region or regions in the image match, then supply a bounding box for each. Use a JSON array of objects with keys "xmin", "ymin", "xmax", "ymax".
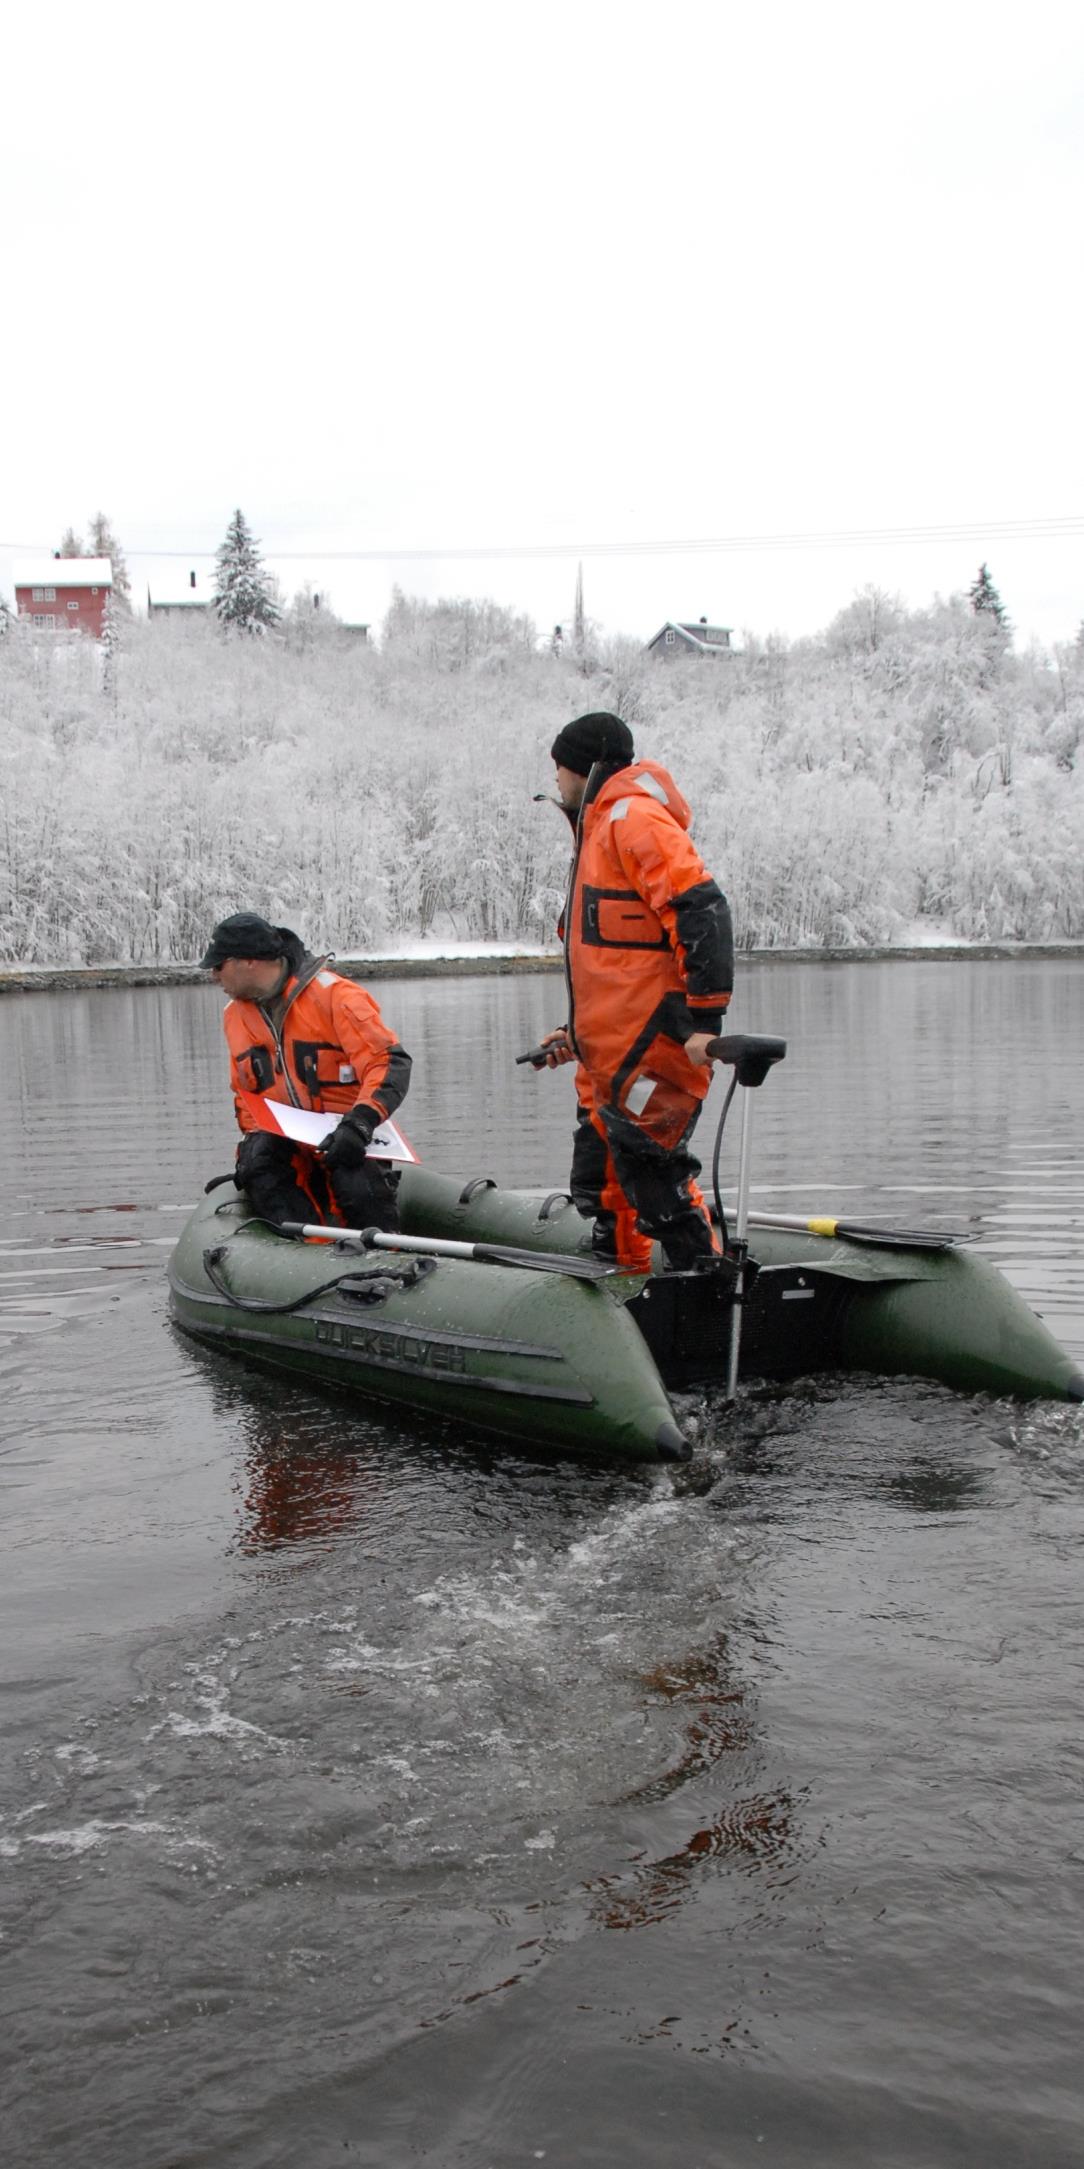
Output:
[
  {"xmin": 570, "ymin": 1098, "xmax": 715, "ymax": 1271},
  {"xmin": 235, "ymin": 1132, "xmax": 400, "ymax": 1233}
]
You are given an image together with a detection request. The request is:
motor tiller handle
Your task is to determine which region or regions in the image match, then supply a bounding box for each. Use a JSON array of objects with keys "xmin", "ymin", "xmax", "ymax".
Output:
[{"xmin": 704, "ymin": 1033, "xmax": 787, "ymax": 1086}]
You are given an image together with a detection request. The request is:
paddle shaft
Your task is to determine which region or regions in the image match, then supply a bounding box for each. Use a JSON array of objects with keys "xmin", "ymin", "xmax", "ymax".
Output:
[
  {"xmin": 279, "ymin": 1222, "xmax": 613, "ymax": 1280},
  {"xmin": 738, "ymin": 1208, "xmax": 961, "ymax": 1251}
]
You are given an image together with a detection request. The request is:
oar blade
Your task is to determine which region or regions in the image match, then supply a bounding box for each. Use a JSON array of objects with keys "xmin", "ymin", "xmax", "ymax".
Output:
[
  {"xmin": 832, "ymin": 1219, "xmax": 964, "ymax": 1252},
  {"xmin": 728, "ymin": 1208, "xmax": 969, "ymax": 1253}
]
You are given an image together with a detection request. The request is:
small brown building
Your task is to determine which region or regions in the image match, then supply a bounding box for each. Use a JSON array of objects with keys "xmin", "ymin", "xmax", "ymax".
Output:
[
  {"xmin": 14, "ymin": 556, "xmax": 113, "ymax": 637},
  {"xmin": 645, "ymin": 617, "xmax": 732, "ymax": 659}
]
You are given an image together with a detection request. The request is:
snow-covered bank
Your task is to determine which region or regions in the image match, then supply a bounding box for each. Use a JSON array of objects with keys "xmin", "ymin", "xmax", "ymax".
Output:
[
  {"xmin": 0, "ymin": 946, "xmax": 561, "ymax": 994},
  {"xmin": 4, "ymin": 938, "xmax": 1084, "ymax": 997}
]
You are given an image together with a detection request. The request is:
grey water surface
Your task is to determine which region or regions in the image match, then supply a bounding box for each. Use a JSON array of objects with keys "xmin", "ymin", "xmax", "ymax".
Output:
[{"xmin": 2, "ymin": 959, "xmax": 1082, "ymax": 2169}]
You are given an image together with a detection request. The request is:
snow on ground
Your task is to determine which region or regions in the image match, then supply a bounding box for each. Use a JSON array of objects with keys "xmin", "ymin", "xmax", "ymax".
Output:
[
  {"xmin": 337, "ymin": 940, "xmax": 559, "ymax": 963},
  {"xmin": 886, "ymin": 922, "xmax": 979, "ymax": 949},
  {"xmin": 345, "ymin": 928, "xmax": 982, "ymax": 964}
]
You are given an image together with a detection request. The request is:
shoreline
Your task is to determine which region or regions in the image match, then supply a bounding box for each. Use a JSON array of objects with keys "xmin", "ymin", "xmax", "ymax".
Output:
[{"xmin": 2, "ymin": 942, "xmax": 1083, "ymax": 995}]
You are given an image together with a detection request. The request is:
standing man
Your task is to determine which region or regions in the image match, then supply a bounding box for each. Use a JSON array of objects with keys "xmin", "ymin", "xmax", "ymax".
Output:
[
  {"xmin": 201, "ymin": 911, "xmax": 412, "ymax": 1231},
  {"xmin": 538, "ymin": 712, "xmax": 733, "ymax": 1272}
]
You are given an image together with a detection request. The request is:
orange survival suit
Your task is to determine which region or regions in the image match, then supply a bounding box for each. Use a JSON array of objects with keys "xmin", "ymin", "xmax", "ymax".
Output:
[
  {"xmin": 559, "ymin": 758, "xmax": 733, "ymax": 1270},
  {"xmin": 224, "ymin": 943, "xmax": 411, "ymax": 1230}
]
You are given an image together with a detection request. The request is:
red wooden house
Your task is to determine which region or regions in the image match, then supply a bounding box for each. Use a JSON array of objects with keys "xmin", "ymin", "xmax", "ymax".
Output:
[{"xmin": 13, "ymin": 556, "xmax": 113, "ymax": 637}]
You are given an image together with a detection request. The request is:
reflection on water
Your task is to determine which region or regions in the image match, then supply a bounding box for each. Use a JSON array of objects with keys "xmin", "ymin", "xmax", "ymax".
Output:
[
  {"xmin": 235, "ymin": 1420, "xmax": 373, "ymax": 1556},
  {"xmin": 588, "ymin": 1786, "xmax": 803, "ymax": 1935},
  {"xmin": 883, "ymin": 1456, "xmax": 983, "ymax": 1513},
  {"xmin": 592, "ymin": 1628, "xmax": 801, "ymax": 1936},
  {"xmin": 625, "ymin": 1635, "xmax": 756, "ymax": 1801}
]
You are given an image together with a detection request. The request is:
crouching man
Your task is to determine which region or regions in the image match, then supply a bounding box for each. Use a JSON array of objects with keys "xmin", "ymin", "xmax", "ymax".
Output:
[{"xmin": 201, "ymin": 911, "xmax": 411, "ymax": 1231}]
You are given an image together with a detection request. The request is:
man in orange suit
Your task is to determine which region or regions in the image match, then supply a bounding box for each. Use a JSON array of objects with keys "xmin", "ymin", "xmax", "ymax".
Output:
[
  {"xmin": 539, "ymin": 713, "xmax": 734, "ymax": 1272},
  {"xmin": 202, "ymin": 911, "xmax": 411, "ymax": 1230}
]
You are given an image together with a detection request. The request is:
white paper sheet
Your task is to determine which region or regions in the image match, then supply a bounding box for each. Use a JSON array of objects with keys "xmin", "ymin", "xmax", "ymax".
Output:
[{"xmin": 244, "ymin": 1094, "xmax": 418, "ymax": 1162}]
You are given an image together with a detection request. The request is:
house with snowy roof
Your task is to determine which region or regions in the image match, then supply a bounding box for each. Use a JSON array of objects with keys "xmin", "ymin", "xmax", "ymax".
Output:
[
  {"xmin": 645, "ymin": 617, "xmax": 732, "ymax": 659},
  {"xmin": 147, "ymin": 569, "xmax": 212, "ymax": 617},
  {"xmin": 14, "ymin": 557, "xmax": 113, "ymax": 637}
]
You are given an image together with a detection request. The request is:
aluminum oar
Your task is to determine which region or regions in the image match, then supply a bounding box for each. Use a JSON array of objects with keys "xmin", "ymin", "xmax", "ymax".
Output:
[{"xmin": 281, "ymin": 1222, "xmax": 617, "ymax": 1281}]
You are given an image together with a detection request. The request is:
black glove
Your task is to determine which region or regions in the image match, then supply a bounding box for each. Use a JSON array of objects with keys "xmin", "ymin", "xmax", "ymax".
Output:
[{"xmin": 320, "ymin": 1105, "xmax": 378, "ymax": 1173}]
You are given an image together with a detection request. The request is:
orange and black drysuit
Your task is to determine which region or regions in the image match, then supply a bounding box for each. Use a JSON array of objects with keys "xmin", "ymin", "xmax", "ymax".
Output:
[
  {"xmin": 558, "ymin": 758, "xmax": 733, "ymax": 1271},
  {"xmin": 223, "ymin": 941, "xmax": 411, "ymax": 1230}
]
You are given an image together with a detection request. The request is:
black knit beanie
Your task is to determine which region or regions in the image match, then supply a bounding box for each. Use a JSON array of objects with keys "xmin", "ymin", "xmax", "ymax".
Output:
[
  {"xmin": 200, "ymin": 912, "xmax": 296, "ymax": 968},
  {"xmin": 550, "ymin": 711, "xmax": 635, "ymax": 777}
]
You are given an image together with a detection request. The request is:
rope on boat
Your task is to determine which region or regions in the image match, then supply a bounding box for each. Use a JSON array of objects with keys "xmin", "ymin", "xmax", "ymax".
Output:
[{"xmin": 200, "ymin": 1238, "xmax": 438, "ymax": 1314}]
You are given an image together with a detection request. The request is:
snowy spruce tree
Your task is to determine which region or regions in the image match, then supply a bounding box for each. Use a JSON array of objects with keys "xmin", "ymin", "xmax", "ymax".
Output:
[
  {"xmin": 100, "ymin": 589, "xmax": 121, "ymax": 703},
  {"xmin": 213, "ymin": 508, "xmax": 281, "ymax": 633},
  {"xmin": 968, "ymin": 562, "xmax": 1010, "ymax": 634}
]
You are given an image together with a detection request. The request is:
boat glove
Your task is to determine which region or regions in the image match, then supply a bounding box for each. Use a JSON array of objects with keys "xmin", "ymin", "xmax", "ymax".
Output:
[{"xmin": 320, "ymin": 1105, "xmax": 379, "ymax": 1171}]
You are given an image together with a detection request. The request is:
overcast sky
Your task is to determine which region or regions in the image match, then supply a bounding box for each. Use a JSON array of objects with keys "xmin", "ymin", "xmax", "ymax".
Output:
[{"xmin": 3, "ymin": 0, "xmax": 1082, "ymax": 649}]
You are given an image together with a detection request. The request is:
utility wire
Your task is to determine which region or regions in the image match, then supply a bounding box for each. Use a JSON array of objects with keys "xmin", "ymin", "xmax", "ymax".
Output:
[{"xmin": 2, "ymin": 515, "xmax": 1083, "ymax": 564}]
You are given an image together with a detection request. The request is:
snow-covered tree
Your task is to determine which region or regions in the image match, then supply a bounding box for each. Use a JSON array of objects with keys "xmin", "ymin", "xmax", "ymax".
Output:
[
  {"xmin": 283, "ymin": 583, "xmax": 342, "ymax": 652},
  {"xmin": 100, "ymin": 590, "xmax": 121, "ymax": 703},
  {"xmin": 213, "ymin": 508, "xmax": 281, "ymax": 633},
  {"xmin": 825, "ymin": 585, "xmax": 904, "ymax": 658},
  {"xmin": 381, "ymin": 587, "xmax": 535, "ymax": 668},
  {"xmin": 87, "ymin": 511, "xmax": 132, "ymax": 611},
  {"xmin": 58, "ymin": 527, "xmax": 85, "ymax": 557},
  {"xmin": 968, "ymin": 562, "xmax": 1010, "ymax": 633}
]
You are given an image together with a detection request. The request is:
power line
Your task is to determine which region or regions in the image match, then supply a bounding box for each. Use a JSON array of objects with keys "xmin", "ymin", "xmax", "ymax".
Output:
[{"xmin": 3, "ymin": 514, "xmax": 1082, "ymax": 564}]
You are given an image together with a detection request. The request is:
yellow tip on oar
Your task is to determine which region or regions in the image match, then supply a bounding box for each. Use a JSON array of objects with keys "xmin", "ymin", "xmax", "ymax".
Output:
[{"xmin": 805, "ymin": 1216, "xmax": 840, "ymax": 1237}]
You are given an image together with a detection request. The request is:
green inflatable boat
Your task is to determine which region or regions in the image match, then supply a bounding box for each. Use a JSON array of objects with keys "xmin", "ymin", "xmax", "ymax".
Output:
[{"xmin": 168, "ymin": 1036, "xmax": 1083, "ymax": 1463}]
